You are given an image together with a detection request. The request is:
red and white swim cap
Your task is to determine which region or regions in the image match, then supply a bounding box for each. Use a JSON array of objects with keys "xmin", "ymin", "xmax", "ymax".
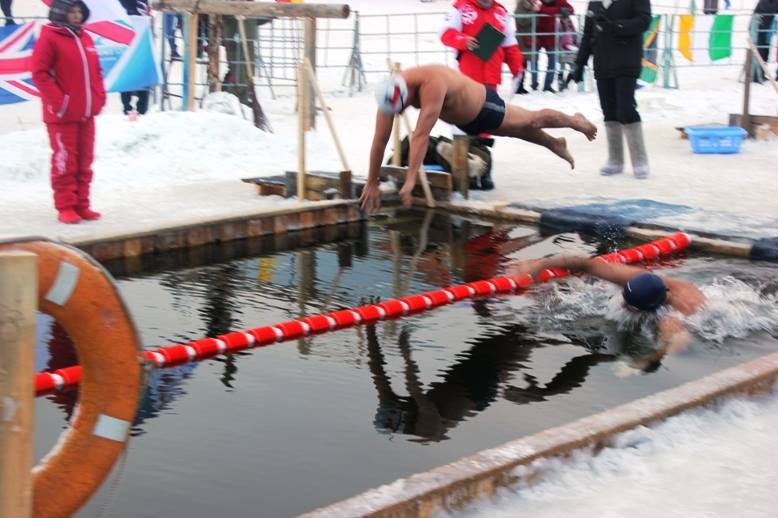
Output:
[{"xmin": 375, "ymin": 75, "xmax": 408, "ymax": 114}]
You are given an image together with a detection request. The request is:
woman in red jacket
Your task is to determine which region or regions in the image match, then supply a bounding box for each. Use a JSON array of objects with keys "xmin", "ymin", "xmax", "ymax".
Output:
[{"xmin": 31, "ymin": 0, "xmax": 106, "ymax": 224}]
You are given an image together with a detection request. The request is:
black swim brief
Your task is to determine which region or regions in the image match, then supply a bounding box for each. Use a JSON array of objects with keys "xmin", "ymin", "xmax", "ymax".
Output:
[{"xmin": 456, "ymin": 86, "xmax": 506, "ymax": 135}]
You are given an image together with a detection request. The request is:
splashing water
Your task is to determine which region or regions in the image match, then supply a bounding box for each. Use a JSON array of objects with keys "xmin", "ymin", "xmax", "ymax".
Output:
[
  {"xmin": 514, "ymin": 275, "xmax": 778, "ymax": 347},
  {"xmin": 687, "ymin": 276, "xmax": 778, "ymax": 343}
]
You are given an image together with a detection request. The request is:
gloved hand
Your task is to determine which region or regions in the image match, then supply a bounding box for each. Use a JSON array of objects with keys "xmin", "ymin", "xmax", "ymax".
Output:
[{"xmin": 568, "ymin": 62, "xmax": 585, "ymax": 84}]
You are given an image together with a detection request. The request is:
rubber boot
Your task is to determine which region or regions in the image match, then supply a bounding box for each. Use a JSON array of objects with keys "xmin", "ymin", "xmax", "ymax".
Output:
[
  {"xmin": 623, "ymin": 122, "xmax": 650, "ymax": 179},
  {"xmin": 600, "ymin": 121, "xmax": 624, "ymax": 176}
]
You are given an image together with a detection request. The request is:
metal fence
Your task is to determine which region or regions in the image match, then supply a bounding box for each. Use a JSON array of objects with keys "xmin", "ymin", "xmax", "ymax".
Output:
[{"xmin": 183, "ymin": 10, "xmax": 769, "ymax": 96}]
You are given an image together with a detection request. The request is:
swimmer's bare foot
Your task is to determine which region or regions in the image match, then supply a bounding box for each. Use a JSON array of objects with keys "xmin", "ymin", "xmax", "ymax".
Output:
[
  {"xmin": 551, "ymin": 136, "xmax": 575, "ymax": 169},
  {"xmin": 573, "ymin": 112, "xmax": 598, "ymax": 141}
]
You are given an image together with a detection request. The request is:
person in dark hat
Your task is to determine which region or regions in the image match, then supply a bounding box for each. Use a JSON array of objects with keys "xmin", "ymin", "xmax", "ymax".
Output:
[
  {"xmin": 31, "ymin": 0, "xmax": 106, "ymax": 223},
  {"xmin": 507, "ymin": 254, "xmax": 706, "ymax": 354}
]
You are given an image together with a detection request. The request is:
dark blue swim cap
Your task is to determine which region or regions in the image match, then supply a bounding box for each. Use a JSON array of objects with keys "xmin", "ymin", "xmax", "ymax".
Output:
[{"xmin": 622, "ymin": 272, "xmax": 667, "ymax": 311}]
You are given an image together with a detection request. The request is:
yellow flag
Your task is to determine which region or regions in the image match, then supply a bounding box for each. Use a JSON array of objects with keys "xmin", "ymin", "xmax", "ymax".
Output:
[{"xmin": 678, "ymin": 15, "xmax": 695, "ymax": 62}]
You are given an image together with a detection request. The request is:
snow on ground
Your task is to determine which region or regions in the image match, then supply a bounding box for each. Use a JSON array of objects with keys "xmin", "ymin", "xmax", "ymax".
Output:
[
  {"xmin": 447, "ymin": 390, "xmax": 778, "ymax": 518},
  {"xmin": 4, "ymin": 1, "xmax": 776, "ymax": 242}
]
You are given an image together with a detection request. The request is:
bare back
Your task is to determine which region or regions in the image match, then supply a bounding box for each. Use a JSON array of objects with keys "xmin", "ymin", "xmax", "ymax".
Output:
[{"xmin": 401, "ymin": 65, "xmax": 487, "ymax": 126}]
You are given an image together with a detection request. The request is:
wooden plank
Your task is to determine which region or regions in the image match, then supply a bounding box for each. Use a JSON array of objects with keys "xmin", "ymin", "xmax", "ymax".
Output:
[
  {"xmin": 285, "ymin": 171, "xmax": 352, "ymax": 199},
  {"xmin": 152, "ymin": 0, "xmax": 350, "ymax": 18}
]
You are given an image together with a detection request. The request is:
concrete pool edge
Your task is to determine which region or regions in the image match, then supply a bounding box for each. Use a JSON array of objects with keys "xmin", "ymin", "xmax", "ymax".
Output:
[{"xmin": 300, "ymin": 351, "xmax": 778, "ymax": 518}]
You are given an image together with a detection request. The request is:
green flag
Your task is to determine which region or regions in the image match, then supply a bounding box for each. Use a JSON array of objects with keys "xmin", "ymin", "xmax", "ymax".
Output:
[
  {"xmin": 709, "ymin": 14, "xmax": 734, "ymax": 61},
  {"xmin": 640, "ymin": 15, "xmax": 661, "ymax": 83}
]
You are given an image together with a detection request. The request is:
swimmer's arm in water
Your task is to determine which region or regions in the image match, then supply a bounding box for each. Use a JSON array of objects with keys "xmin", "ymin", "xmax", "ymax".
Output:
[
  {"xmin": 507, "ymin": 255, "xmax": 644, "ymax": 285},
  {"xmin": 361, "ymin": 110, "xmax": 395, "ymax": 211},
  {"xmin": 657, "ymin": 314, "xmax": 692, "ymax": 354}
]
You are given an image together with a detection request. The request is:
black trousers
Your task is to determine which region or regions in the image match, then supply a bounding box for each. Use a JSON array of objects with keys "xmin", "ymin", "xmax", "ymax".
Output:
[
  {"xmin": 1, "ymin": 0, "xmax": 13, "ymax": 19},
  {"xmin": 596, "ymin": 76, "xmax": 641, "ymax": 124},
  {"xmin": 120, "ymin": 90, "xmax": 150, "ymax": 115}
]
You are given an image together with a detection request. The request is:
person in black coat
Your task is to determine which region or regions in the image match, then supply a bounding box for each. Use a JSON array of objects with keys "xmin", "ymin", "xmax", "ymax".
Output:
[
  {"xmin": 753, "ymin": 0, "xmax": 778, "ymax": 83},
  {"xmin": 569, "ymin": 0, "xmax": 651, "ymax": 178},
  {"xmin": 118, "ymin": 0, "xmax": 151, "ymax": 117}
]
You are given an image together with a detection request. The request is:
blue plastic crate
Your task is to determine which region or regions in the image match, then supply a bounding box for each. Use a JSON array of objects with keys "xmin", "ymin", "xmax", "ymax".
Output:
[{"xmin": 684, "ymin": 126, "xmax": 748, "ymax": 154}]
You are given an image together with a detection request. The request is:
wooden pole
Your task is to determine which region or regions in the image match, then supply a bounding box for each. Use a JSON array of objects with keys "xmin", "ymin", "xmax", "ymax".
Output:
[
  {"xmin": 207, "ymin": 14, "xmax": 222, "ymax": 92},
  {"xmin": 152, "ymin": 0, "xmax": 350, "ymax": 18},
  {"xmin": 186, "ymin": 11, "xmax": 198, "ymax": 111},
  {"xmin": 297, "ymin": 61, "xmax": 307, "ymax": 201},
  {"xmin": 303, "ymin": 18, "xmax": 317, "ymax": 130},
  {"xmin": 742, "ymin": 48, "xmax": 752, "ymax": 135},
  {"xmin": 746, "ymin": 38, "xmax": 778, "ymax": 96},
  {"xmin": 303, "ymin": 59, "xmax": 351, "ymax": 172},
  {"xmin": 238, "ymin": 16, "xmax": 271, "ymax": 131},
  {"xmin": 0, "ymin": 251, "xmax": 37, "ymax": 518}
]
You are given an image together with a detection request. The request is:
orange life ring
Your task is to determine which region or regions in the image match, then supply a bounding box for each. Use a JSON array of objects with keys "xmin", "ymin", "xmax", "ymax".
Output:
[{"xmin": 0, "ymin": 239, "xmax": 142, "ymax": 518}]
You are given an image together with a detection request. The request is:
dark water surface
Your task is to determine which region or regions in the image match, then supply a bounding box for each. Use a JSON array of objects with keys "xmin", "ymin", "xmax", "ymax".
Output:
[{"xmin": 33, "ymin": 211, "xmax": 778, "ymax": 518}]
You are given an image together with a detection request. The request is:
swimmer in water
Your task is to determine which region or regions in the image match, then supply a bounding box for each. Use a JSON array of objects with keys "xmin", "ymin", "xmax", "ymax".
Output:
[{"xmin": 508, "ymin": 254, "xmax": 706, "ymax": 365}]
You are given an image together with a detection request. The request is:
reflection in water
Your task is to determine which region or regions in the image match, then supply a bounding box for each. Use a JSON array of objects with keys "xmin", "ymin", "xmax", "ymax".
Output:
[
  {"xmin": 43, "ymin": 321, "xmax": 79, "ymax": 422},
  {"xmin": 132, "ymin": 364, "xmax": 197, "ymax": 436},
  {"xmin": 37, "ymin": 211, "xmax": 778, "ymax": 447},
  {"xmin": 367, "ymin": 322, "xmax": 554, "ymax": 442},
  {"xmin": 365, "ymin": 316, "xmax": 687, "ymax": 442},
  {"xmin": 198, "ymin": 264, "xmax": 244, "ymax": 390}
]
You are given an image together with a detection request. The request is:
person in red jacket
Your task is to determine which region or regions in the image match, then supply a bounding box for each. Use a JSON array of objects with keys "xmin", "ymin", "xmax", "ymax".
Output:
[
  {"xmin": 31, "ymin": 0, "xmax": 106, "ymax": 224},
  {"xmin": 440, "ymin": 0, "xmax": 525, "ymax": 91},
  {"xmin": 535, "ymin": 0, "xmax": 574, "ymax": 93}
]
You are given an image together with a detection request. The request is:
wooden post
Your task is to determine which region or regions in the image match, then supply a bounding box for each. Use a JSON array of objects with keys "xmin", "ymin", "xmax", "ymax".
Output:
[
  {"xmin": 207, "ymin": 14, "xmax": 222, "ymax": 92},
  {"xmin": 238, "ymin": 16, "xmax": 271, "ymax": 131},
  {"xmin": 0, "ymin": 251, "xmax": 37, "ymax": 518},
  {"xmin": 186, "ymin": 11, "xmax": 199, "ymax": 111},
  {"xmin": 452, "ymin": 135, "xmax": 470, "ymax": 199},
  {"xmin": 339, "ymin": 170, "xmax": 352, "ymax": 199},
  {"xmin": 742, "ymin": 48, "xmax": 752, "ymax": 135},
  {"xmin": 297, "ymin": 61, "xmax": 307, "ymax": 201},
  {"xmin": 303, "ymin": 18, "xmax": 317, "ymax": 130}
]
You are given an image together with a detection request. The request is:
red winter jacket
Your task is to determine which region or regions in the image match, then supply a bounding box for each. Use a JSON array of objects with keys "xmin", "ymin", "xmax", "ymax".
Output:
[
  {"xmin": 31, "ymin": 23, "xmax": 106, "ymax": 124},
  {"xmin": 440, "ymin": 0, "xmax": 524, "ymax": 86},
  {"xmin": 536, "ymin": 0, "xmax": 574, "ymax": 50}
]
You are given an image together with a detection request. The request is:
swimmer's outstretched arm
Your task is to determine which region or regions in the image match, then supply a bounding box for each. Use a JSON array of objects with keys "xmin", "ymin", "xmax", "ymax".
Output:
[{"xmin": 507, "ymin": 255, "xmax": 645, "ymax": 286}]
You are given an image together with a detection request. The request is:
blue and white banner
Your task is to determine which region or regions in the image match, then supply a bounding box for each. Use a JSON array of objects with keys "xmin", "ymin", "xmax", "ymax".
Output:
[{"xmin": 0, "ymin": 16, "xmax": 161, "ymax": 106}]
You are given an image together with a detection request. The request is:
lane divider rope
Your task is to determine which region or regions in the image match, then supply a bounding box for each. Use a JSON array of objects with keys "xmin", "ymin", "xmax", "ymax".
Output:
[{"xmin": 34, "ymin": 232, "xmax": 691, "ymax": 396}]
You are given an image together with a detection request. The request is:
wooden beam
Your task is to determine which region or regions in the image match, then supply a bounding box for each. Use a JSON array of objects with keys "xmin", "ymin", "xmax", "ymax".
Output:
[{"xmin": 152, "ymin": 0, "xmax": 349, "ymax": 18}]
